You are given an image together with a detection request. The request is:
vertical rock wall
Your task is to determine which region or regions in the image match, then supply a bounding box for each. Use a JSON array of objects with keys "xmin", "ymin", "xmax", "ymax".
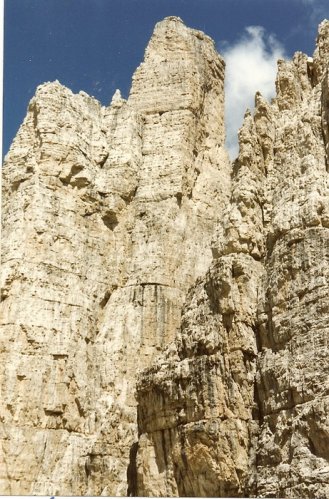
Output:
[
  {"xmin": 255, "ymin": 21, "xmax": 329, "ymax": 498},
  {"xmin": 134, "ymin": 19, "xmax": 329, "ymax": 499},
  {"xmin": 1, "ymin": 15, "xmax": 329, "ymax": 499},
  {"xmin": 0, "ymin": 17, "xmax": 230, "ymax": 495},
  {"xmin": 134, "ymin": 85, "xmax": 267, "ymax": 499}
]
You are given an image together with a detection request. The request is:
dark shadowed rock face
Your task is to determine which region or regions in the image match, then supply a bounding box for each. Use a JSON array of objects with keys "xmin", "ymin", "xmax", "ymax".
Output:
[{"xmin": 1, "ymin": 15, "xmax": 329, "ymax": 499}]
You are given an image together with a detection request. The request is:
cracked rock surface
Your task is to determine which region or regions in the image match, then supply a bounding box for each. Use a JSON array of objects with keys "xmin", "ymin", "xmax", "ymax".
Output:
[
  {"xmin": 134, "ymin": 19, "xmax": 329, "ymax": 499},
  {"xmin": 1, "ymin": 15, "xmax": 329, "ymax": 499},
  {"xmin": 0, "ymin": 17, "xmax": 230, "ymax": 495}
]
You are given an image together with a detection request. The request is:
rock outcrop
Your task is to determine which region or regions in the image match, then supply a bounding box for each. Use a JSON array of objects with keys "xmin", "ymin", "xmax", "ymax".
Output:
[
  {"xmin": 0, "ymin": 17, "xmax": 230, "ymax": 496},
  {"xmin": 134, "ymin": 19, "xmax": 329, "ymax": 498},
  {"xmin": 1, "ymin": 15, "xmax": 329, "ymax": 499}
]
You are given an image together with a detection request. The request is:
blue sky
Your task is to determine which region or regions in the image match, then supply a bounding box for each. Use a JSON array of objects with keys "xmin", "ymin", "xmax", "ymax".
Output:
[{"xmin": 3, "ymin": 0, "xmax": 328, "ymax": 157}]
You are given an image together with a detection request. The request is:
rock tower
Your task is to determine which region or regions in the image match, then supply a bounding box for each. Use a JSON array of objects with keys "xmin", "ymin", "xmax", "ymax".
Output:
[{"xmin": 1, "ymin": 16, "xmax": 329, "ymax": 498}]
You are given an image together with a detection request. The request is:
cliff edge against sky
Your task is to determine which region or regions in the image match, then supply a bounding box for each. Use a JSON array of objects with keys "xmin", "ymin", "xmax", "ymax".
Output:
[{"xmin": 1, "ymin": 16, "xmax": 329, "ymax": 498}]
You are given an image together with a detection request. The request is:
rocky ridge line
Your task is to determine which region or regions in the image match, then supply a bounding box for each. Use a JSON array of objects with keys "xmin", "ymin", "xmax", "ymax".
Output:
[
  {"xmin": 0, "ymin": 16, "xmax": 329, "ymax": 499},
  {"xmin": 134, "ymin": 19, "xmax": 329, "ymax": 498},
  {"xmin": 0, "ymin": 17, "xmax": 230, "ymax": 496}
]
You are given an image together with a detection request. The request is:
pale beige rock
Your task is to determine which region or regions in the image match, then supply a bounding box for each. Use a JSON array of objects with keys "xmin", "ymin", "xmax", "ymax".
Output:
[
  {"xmin": 254, "ymin": 19, "xmax": 329, "ymax": 499},
  {"xmin": 135, "ymin": 94, "xmax": 266, "ymax": 498},
  {"xmin": 1, "ymin": 15, "xmax": 329, "ymax": 499},
  {"xmin": 134, "ymin": 18, "xmax": 329, "ymax": 499},
  {"xmin": 0, "ymin": 16, "xmax": 230, "ymax": 496}
]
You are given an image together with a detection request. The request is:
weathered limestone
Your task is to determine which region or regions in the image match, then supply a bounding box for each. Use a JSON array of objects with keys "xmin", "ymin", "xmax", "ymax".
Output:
[
  {"xmin": 0, "ymin": 17, "xmax": 230, "ymax": 495},
  {"xmin": 1, "ymin": 14, "xmax": 329, "ymax": 498},
  {"xmin": 135, "ymin": 89, "xmax": 267, "ymax": 499},
  {"xmin": 255, "ymin": 20, "xmax": 329, "ymax": 498},
  {"xmin": 134, "ymin": 19, "xmax": 329, "ymax": 499}
]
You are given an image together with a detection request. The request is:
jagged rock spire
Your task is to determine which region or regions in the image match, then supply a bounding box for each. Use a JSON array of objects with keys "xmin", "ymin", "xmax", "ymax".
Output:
[{"xmin": 0, "ymin": 17, "xmax": 230, "ymax": 496}]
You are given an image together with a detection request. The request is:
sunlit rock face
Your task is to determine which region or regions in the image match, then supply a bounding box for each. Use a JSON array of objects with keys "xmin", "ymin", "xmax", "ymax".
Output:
[
  {"xmin": 1, "ymin": 15, "xmax": 329, "ymax": 499},
  {"xmin": 134, "ymin": 19, "xmax": 329, "ymax": 499},
  {"xmin": 0, "ymin": 17, "xmax": 230, "ymax": 496}
]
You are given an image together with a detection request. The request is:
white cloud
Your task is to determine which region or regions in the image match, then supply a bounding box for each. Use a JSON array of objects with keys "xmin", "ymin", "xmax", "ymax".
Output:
[{"xmin": 219, "ymin": 26, "xmax": 286, "ymax": 159}]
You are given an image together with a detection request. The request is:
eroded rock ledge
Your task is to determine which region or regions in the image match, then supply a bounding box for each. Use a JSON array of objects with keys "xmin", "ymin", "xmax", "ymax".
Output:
[{"xmin": 1, "ymin": 15, "xmax": 329, "ymax": 499}]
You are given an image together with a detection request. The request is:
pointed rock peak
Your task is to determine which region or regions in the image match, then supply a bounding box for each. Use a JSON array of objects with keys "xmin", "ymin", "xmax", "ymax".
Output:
[
  {"xmin": 36, "ymin": 80, "xmax": 68, "ymax": 94},
  {"xmin": 254, "ymin": 91, "xmax": 269, "ymax": 109},
  {"xmin": 110, "ymin": 88, "xmax": 125, "ymax": 108},
  {"xmin": 254, "ymin": 91, "xmax": 272, "ymax": 117},
  {"xmin": 157, "ymin": 16, "xmax": 184, "ymax": 26},
  {"xmin": 144, "ymin": 14, "xmax": 216, "ymax": 60},
  {"xmin": 112, "ymin": 88, "xmax": 122, "ymax": 101},
  {"xmin": 255, "ymin": 91, "xmax": 263, "ymax": 102},
  {"xmin": 255, "ymin": 92, "xmax": 266, "ymax": 111},
  {"xmin": 313, "ymin": 19, "xmax": 329, "ymax": 82},
  {"xmin": 151, "ymin": 15, "xmax": 189, "ymax": 41},
  {"xmin": 318, "ymin": 18, "xmax": 329, "ymax": 31},
  {"xmin": 316, "ymin": 18, "xmax": 329, "ymax": 49},
  {"xmin": 32, "ymin": 80, "xmax": 74, "ymax": 106},
  {"xmin": 128, "ymin": 16, "xmax": 225, "ymax": 132}
]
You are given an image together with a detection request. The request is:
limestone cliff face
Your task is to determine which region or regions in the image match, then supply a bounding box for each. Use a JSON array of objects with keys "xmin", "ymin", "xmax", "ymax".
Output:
[
  {"xmin": 254, "ymin": 21, "xmax": 329, "ymax": 498},
  {"xmin": 1, "ymin": 15, "xmax": 329, "ymax": 499},
  {"xmin": 0, "ymin": 17, "xmax": 230, "ymax": 496},
  {"xmin": 134, "ymin": 19, "xmax": 329, "ymax": 499}
]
